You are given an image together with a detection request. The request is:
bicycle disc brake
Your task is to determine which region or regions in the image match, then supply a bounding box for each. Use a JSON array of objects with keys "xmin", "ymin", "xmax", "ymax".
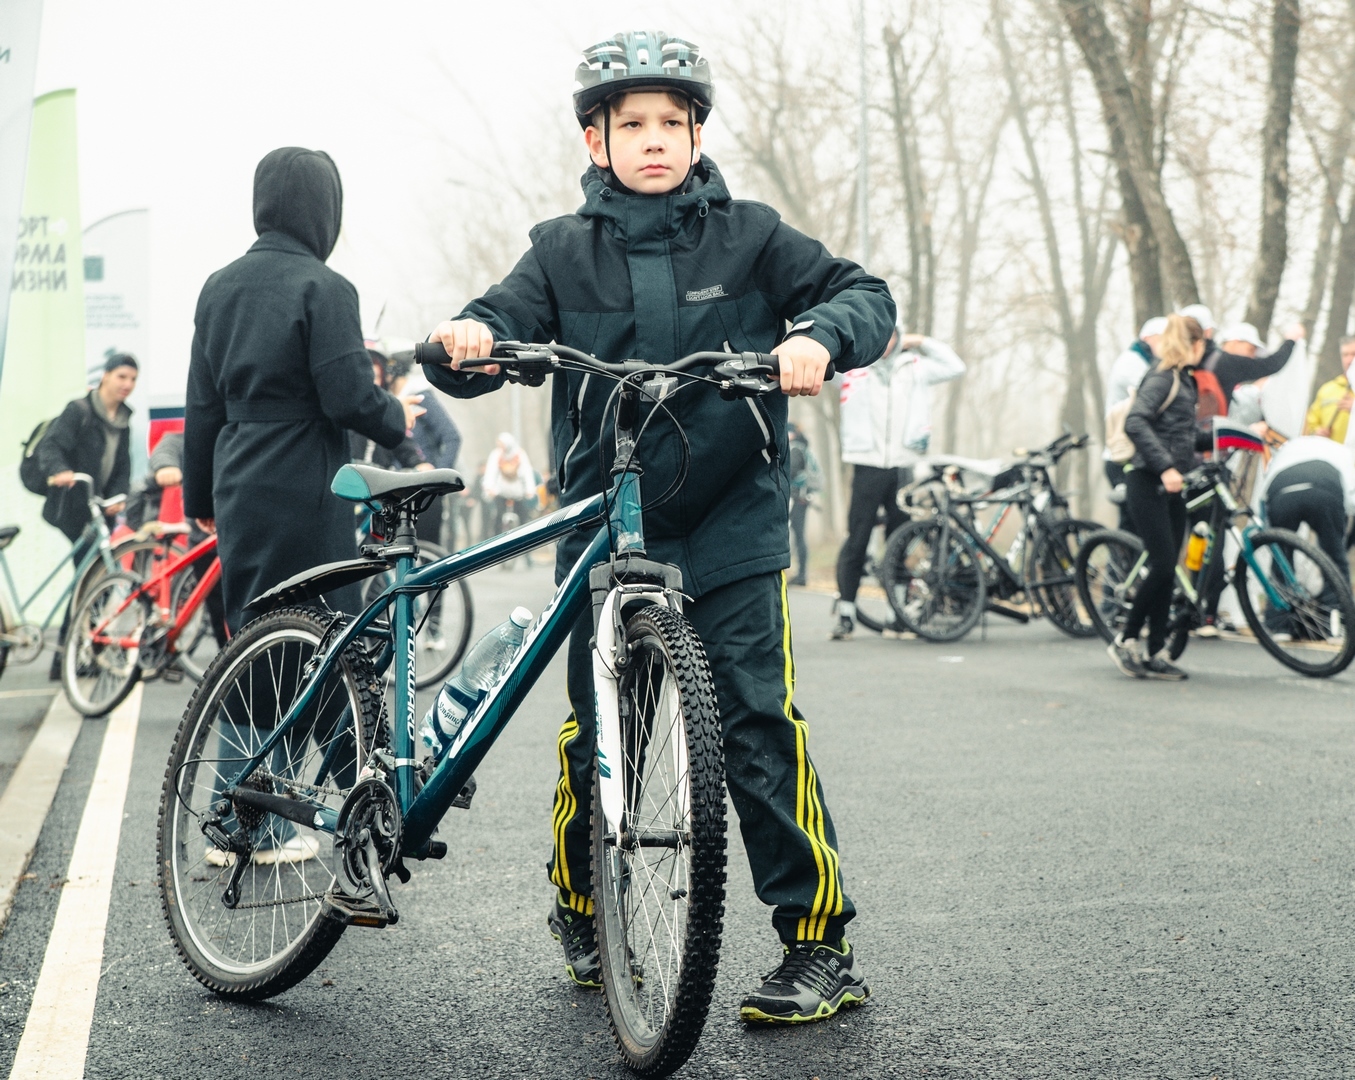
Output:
[{"xmin": 329, "ymin": 776, "xmax": 403, "ymax": 927}]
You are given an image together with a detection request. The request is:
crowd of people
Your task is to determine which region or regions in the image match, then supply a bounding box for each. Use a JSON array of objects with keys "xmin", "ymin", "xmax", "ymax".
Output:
[{"xmin": 16, "ymin": 24, "xmax": 1355, "ymax": 1036}]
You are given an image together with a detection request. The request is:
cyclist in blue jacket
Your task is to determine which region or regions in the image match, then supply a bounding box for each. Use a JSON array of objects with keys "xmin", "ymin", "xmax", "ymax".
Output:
[{"xmin": 422, "ymin": 31, "xmax": 895, "ymax": 1024}]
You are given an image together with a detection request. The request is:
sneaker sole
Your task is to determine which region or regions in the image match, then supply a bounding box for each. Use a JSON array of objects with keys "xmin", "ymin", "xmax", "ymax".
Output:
[
  {"xmin": 739, "ymin": 985, "xmax": 870, "ymax": 1025},
  {"xmin": 547, "ymin": 926, "xmax": 602, "ymax": 989},
  {"xmin": 1143, "ymin": 670, "xmax": 1188, "ymax": 681}
]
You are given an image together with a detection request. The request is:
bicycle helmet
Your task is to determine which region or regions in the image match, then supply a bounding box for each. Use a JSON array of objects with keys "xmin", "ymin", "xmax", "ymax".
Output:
[{"xmin": 573, "ymin": 30, "xmax": 714, "ymax": 129}]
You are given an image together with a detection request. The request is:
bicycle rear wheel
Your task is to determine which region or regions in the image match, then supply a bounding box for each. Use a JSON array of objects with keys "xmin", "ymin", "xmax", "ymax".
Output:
[
  {"xmin": 170, "ymin": 561, "xmax": 222, "ymax": 681},
  {"xmin": 1030, "ymin": 518, "xmax": 1102, "ymax": 638},
  {"xmin": 1234, "ymin": 528, "xmax": 1355, "ymax": 678},
  {"xmin": 1075, "ymin": 529, "xmax": 1145, "ymax": 644},
  {"xmin": 361, "ymin": 541, "xmax": 473, "ymax": 688},
  {"xmin": 853, "ymin": 552, "xmax": 905, "ymax": 635},
  {"xmin": 63, "ymin": 571, "xmax": 147, "ymax": 717},
  {"xmin": 158, "ymin": 607, "xmax": 385, "ymax": 998},
  {"xmin": 880, "ymin": 518, "xmax": 986, "ymax": 642},
  {"xmin": 593, "ymin": 604, "xmax": 726, "ymax": 1077}
]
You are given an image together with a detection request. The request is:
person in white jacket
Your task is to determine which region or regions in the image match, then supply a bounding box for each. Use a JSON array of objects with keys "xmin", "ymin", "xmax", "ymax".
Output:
[
  {"xmin": 1255, "ymin": 435, "xmax": 1355, "ymax": 593},
  {"xmin": 831, "ymin": 327, "xmax": 965, "ymax": 638},
  {"xmin": 1103, "ymin": 316, "xmax": 1166, "ymax": 529}
]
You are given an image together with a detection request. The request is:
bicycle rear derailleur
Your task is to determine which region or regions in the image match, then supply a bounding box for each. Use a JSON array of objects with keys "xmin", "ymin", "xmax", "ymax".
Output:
[{"xmin": 325, "ymin": 774, "xmax": 406, "ymax": 929}]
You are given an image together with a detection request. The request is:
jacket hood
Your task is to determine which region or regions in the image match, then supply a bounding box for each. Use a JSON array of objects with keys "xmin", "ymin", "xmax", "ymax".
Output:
[
  {"xmin": 579, "ymin": 156, "xmax": 730, "ymax": 241},
  {"xmin": 253, "ymin": 147, "xmax": 343, "ymax": 260}
]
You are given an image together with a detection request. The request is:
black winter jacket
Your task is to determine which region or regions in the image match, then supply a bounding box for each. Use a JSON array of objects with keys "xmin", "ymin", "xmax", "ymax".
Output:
[
  {"xmin": 184, "ymin": 149, "xmax": 407, "ymax": 630},
  {"xmin": 36, "ymin": 391, "xmax": 132, "ymax": 541},
  {"xmin": 424, "ymin": 159, "xmax": 895, "ymax": 596},
  {"xmin": 1126, "ymin": 366, "xmax": 1200, "ymax": 475}
]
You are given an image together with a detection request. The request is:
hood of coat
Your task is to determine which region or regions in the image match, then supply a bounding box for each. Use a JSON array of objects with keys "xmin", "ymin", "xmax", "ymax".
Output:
[
  {"xmin": 578, "ymin": 156, "xmax": 729, "ymax": 242},
  {"xmin": 253, "ymin": 147, "xmax": 343, "ymax": 260}
]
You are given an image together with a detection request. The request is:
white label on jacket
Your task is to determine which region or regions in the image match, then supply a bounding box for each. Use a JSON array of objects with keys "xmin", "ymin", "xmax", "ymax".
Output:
[{"xmin": 685, "ymin": 284, "xmax": 726, "ymax": 302}]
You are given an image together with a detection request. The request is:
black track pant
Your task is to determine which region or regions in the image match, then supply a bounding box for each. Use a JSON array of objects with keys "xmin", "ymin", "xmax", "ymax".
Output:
[
  {"xmin": 548, "ymin": 572, "xmax": 855, "ymax": 946},
  {"xmin": 1122, "ymin": 469, "xmax": 1188, "ymax": 656},
  {"xmin": 1266, "ymin": 462, "xmax": 1351, "ymax": 602},
  {"xmin": 836, "ymin": 465, "xmax": 909, "ymax": 603}
]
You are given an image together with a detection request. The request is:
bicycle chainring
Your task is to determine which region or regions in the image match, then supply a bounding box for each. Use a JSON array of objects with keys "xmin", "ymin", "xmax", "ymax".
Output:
[
  {"xmin": 333, "ymin": 776, "xmax": 402, "ymax": 898},
  {"xmin": 11, "ymin": 624, "xmax": 43, "ymax": 665}
]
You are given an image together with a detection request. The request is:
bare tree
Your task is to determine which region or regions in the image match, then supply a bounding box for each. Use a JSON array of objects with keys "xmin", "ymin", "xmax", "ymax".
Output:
[
  {"xmin": 1245, "ymin": 0, "xmax": 1302, "ymax": 338},
  {"xmin": 883, "ymin": 22, "xmax": 937, "ymax": 334},
  {"xmin": 1059, "ymin": 0, "xmax": 1201, "ymax": 310}
]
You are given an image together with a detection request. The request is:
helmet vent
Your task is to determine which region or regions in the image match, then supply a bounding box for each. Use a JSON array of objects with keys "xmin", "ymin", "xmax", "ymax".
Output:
[{"xmin": 637, "ymin": 47, "xmax": 650, "ymax": 65}]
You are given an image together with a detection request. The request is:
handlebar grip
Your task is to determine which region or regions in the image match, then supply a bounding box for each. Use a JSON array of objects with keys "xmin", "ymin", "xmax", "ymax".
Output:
[
  {"xmin": 759, "ymin": 353, "xmax": 837, "ymax": 380},
  {"xmin": 414, "ymin": 340, "xmax": 450, "ymax": 364}
]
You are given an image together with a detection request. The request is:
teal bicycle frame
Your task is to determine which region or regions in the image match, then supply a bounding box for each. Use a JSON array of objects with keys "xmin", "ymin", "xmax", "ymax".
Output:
[
  {"xmin": 218, "ymin": 470, "xmax": 642, "ymax": 858},
  {"xmin": 0, "ymin": 474, "xmax": 121, "ymax": 647}
]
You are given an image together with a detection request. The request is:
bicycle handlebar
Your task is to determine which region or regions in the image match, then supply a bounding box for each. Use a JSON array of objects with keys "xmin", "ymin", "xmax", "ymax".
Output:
[{"xmin": 413, "ymin": 339, "xmax": 835, "ymax": 390}]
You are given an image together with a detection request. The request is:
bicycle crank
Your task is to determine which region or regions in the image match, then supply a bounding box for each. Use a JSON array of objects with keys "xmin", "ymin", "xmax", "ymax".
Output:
[{"xmin": 327, "ymin": 776, "xmax": 404, "ymax": 928}]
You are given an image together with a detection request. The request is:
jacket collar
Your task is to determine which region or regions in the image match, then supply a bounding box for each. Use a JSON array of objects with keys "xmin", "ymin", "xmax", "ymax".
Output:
[
  {"xmin": 86, "ymin": 389, "xmax": 131, "ymax": 429},
  {"xmin": 1130, "ymin": 339, "xmax": 1154, "ymax": 363},
  {"xmin": 578, "ymin": 157, "xmax": 729, "ymax": 243},
  {"xmin": 249, "ymin": 230, "xmax": 320, "ymax": 259}
]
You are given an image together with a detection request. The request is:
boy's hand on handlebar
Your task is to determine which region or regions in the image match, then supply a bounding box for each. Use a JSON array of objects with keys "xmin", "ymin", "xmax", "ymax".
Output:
[
  {"xmin": 48, "ymin": 470, "xmax": 76, "ymax": 488},
  {"xmin": 773, "ymin": 335, "xmax": 831, "ymax": 397},
  {"xmin": 195, "ymin": 518, "xmax": 216, "ymax": 535},
  {"xmin": 430, "ymin": 319, "xmax": 500, "ymax": 375},
  {"xmin": 1161, "ymin": 468, "xmax": 1184, "ymax": 494}
]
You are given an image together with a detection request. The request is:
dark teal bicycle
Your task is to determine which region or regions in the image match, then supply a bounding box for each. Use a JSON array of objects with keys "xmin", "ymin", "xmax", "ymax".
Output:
[{"xmin": 157, "ymin": 341, "xmax": 805, "ymax": 1076}]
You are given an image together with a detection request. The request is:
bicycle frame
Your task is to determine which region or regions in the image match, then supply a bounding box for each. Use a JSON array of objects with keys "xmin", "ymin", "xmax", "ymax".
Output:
[
  {"xmin": 217, "ymin": 476, "xmax": 635, "ymax": 858},
  {"xmin": 0, "ymin": 496, "xmax": 119, "ymax": 638},
  {"xmin": 85, "ymin": 535, "xmax": 221, "ymax": 651}
]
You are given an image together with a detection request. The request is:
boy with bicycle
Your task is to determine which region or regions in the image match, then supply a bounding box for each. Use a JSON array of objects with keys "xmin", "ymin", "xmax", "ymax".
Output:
[{"xmin": 424, "ymin": 30, "xmax": 894, "ymax": 1023}]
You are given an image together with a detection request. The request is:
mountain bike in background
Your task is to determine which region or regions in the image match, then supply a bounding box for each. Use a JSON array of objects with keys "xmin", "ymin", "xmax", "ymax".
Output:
[
  {"xmin": 1076, "ymin": 459, "xmax": 1355, "ymax": 678},
  {"xmin": 863, "ymin": 433, "xmax": 1100, "ymax": 642}
]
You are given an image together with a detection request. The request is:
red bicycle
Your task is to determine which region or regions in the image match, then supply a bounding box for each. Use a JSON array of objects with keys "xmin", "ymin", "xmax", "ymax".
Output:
[{"xmin": 63, "ymin": 532, "xmax": 225, "ymax": 716}]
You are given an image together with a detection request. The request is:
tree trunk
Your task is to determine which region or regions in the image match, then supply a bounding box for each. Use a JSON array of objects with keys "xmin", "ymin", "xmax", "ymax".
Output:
[
  {"xmin": 1245, "ymin": 0, "xmax": 1301, "ymax": 339},
  {"xmin": 1058, "ymin": 0, "xmax": 1200, "ymax": 308},
  {"xmin": 1320, "ymin": 190, "xmax": 1355, "ymax": 383},
  {"xmin": 883, "ymin": 26, "xmax": 933, "ymax": 334},
  {"xmin": 1308, "ymin": 3, "xmax": 1355, "ymax": 345}
]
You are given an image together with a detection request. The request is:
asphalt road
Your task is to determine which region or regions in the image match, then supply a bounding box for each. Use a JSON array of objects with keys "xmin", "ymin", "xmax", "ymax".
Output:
[{"xmin": 1, "ymin": 566, "xmax": 1353, "ymax": 1079}]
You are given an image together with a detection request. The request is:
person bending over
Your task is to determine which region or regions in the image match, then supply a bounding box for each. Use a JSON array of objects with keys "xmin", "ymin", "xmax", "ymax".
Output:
[{"xmin": 421, "ymin": 30, "xmax": 894, "ymax": 1025}]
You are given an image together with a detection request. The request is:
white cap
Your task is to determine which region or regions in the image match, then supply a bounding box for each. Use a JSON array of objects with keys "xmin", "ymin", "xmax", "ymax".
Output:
[
  {"xmin": 1179, "ymin": 303, "xmax": 1215, "ymax": 330},
  {"xmin": 1220, "ymin": 322, "xmax": 1263, "ymax": 349},
  {"xmin": 1138, "ymin": 317, "xmax": 1168, "ymax": 339},
  {"xmin": 509, "ymin": 606, "xmax": 534, "ymax": 628}
]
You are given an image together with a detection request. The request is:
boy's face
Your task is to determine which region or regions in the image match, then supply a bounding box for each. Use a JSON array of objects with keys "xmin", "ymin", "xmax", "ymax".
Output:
[{"xmin": 585, "ymin": 91, "xmax": 702, "ymax": 195}]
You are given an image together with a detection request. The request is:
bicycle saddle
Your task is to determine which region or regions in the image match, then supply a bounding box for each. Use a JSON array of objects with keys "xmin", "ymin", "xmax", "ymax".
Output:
[
  {"xmin": 331, "ymin": 463, "xmax": 465, "ymax": 504},
  {"xmin": 0, "ymin": 525, "xmax": 18, "ymax": 550}
]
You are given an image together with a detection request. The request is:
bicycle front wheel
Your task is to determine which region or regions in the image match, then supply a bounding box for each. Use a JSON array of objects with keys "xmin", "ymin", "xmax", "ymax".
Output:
[
  {"xmin": 593, "ymin": 604, "xmax": 726, "ymax": 1077},
  {"xmin": 880, "ymin": 518, "xmax": 986, "ymax": 642},
  {"xmin": 158, "ymin": 607, "xmax": 385, "ymax": 999},
  {"xmin": 1234, "ymin": 528, "xmax": 1355, "ymax": 678},
  {"xmin": 361, "ymin": 542, "xmax": 473, "ymax": 688},
  {"xmin": 1030, "ymin": 518, "xmax": 1102, "ymax": 638},
  {"xmin": 63, "ymin": 571, "xmax": 147, "ymax": 717},
  {"xmin": 1075, "ymin": 529, "xmax": 1145, "ymax": 644}
]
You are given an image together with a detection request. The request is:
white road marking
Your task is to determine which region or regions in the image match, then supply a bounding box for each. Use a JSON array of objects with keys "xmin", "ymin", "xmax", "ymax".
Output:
[
  {"xmin": 0, "ymin": 689, "xmax": 60, "ymax": 700},
  {"xmin": 0, "ymin": 694, "xmax": 83, "ymax": 931},
  {"xmin": 9, "ymin": 684, "xmax": 142, "ymax": 1080}
]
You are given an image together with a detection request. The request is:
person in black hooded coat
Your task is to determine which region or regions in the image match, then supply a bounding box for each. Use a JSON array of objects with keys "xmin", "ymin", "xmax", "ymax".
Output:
[{"xmin": 183, "ymin": 147, "xmax": 416, "ymax": 632}]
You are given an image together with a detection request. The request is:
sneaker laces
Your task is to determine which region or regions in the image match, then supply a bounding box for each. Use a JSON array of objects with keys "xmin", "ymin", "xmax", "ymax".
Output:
[
  {"xmin": 762, "ymin": 944, "xmax": 838, "ymax": 998},
  {"xmin": 559, "ymin": 911, "xmax": 597, "ymax": 958}
]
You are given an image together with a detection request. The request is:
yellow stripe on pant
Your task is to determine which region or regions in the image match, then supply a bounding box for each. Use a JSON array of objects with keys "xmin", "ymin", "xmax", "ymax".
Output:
[
  {"xmin": 550, "ymin": 712, "xmax": 582, "ymax": 901},
  {"xmin": 779, "ymin": 573, "xmax": 843, "ymax": 941}
]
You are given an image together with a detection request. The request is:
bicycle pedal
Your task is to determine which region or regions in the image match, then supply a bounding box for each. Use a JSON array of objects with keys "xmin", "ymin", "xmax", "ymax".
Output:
[
  {"xmin": 161, "ymin": 666, "xmax": 184, "ymax": 684},
  {"xmin": 452, "ymin": 775, "xmax": 477, "ymax": 810},
  {"xmin": 322, "ymin": 888, "xmax": 394, "ymax": 929}
]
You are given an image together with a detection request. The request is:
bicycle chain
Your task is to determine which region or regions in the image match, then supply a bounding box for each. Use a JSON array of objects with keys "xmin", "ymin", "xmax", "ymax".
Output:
[
  {"xmin": 227, "ymin": 888, "xmax": 328, "ymax": 910},
  {"xmin": 252, "ymin": 767, "xmax": 348, "ymax": 801}
]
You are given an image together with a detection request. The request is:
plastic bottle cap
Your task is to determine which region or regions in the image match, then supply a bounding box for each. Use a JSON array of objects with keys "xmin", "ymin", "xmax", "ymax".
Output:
[{"xmin": 509, "ymin": 606, "xmax": 534, "ymax": 628}]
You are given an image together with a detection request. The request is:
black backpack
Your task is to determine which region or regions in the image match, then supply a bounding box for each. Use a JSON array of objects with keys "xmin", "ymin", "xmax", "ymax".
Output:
[{"xmin": 18, "ymin": 399, "xmax": 88, "ymax": 495}]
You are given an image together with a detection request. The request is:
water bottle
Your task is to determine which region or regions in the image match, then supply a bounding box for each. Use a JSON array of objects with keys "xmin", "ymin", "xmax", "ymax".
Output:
[{"xmin": 419, "ymin": 606, "xmax": 533, "ymax": 759}]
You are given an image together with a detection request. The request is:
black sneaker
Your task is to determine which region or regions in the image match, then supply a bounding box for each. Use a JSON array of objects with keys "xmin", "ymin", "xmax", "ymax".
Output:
[
  {"xmin": 547, "ymin": 896, "xmax": 601, "ymax": 989},
  {"xmin": 739, "ymin": 939, "xmax": 870, "ymax": 1024},
  {"xmin": 1107, "ymin": 634, "xmax": 1145, "ymax": 678},
  {"xmin": 1143, "ymin": 653, "xmax": 1187, "ymax": 681}
]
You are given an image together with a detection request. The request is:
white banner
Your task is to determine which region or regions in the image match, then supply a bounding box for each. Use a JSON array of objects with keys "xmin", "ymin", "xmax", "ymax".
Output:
[
  {"xmin": 0, "ymin": 0, "xmax": 45, "ymax": 384},
  {"xmin": 84, "ymin": 209, "xmax": 150, "ymax": 473}
]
